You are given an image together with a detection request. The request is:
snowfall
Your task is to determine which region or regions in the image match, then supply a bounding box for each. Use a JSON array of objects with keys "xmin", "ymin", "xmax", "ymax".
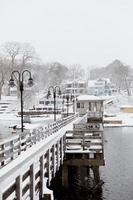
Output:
[
  {"xmin": 0, "ymin": 94, "xmax": 133, "ymax": 199},
  {"xmin": 0, "ymin": 95, "xmax": 57, "ymax": 140},
  {"xmin": 0, "ymin": 94, "xmax": 133, "ymax": 140}
]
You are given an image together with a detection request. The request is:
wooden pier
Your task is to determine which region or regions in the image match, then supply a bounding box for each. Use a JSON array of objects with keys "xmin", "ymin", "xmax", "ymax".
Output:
[
  {"xmin": 0, "ymin": 95, "xmax": 105, "ymax": 199},
  {"xmin": 0, "ymin": 114, "xmax": 78, "ymax": 200},
  {"xmin": 62, "ymin": 96, "xmax": 105, "ymax": 189}
]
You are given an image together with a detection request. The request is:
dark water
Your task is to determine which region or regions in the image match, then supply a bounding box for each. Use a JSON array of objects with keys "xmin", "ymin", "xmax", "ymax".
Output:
[{"xmin": 51, "ymin": 127, "xmax": 133, "ymax": 200}]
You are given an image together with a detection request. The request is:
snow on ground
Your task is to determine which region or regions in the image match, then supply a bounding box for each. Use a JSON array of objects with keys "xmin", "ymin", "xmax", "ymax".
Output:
[
  {"xmin": 0, "ymin": 95, "xmax": 62, "ymax": 140},
  {"xmin": 1, "ymin": 94, "xmax": 133, "ymax": 138},
  {"xmin": 104, "ymin": 113, "xmax": 133, "ymax": 127},
  {"xmin": 104, "ymin": 95, "xmax": 133, "ymax": 127},
  {"xmin": 0, "ymin": 116, "xmax": 80, "ymax": 200}
]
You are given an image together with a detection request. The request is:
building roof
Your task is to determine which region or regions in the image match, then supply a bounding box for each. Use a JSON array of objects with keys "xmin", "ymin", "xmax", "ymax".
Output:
[
  {"xmin": 63, "ymin": 79, "xmax": 87, "ymax": 84},
  {"xmin": 88, "ymin": 78, "xmax": 111, "ymax": 87},
  {"xmin": 77, "ymin": 95, "xmax": 104, "ymax": 101}
]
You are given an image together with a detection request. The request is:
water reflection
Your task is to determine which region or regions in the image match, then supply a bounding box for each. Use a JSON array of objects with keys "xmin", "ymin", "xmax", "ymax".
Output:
[
  {"xmin": 52, "ymin": 127, "xmax": 133, "ymax": 200},
  {"xmin": 101, "ymin": 127, "xmax": 133, "ymax": 200},
  {"xmin": 51, "ymin": 166, "xmax": 103, "ymax": 200}
]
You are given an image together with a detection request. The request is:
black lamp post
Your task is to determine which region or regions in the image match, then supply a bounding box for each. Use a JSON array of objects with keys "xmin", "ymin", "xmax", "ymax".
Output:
[
  {"xmin": 47, "ymin": 86, "xmax": 61, "ymax": 121},
  {"xmin": 9, "ymin": 70, "xmax": 33, "ymax": 132},
  {"xmin": 70, "ymin": 94, "xmax": 75, "ymax": 113},
  {"xmin": 66, "ymin": 94, "xmax": 69, "ymax": 116},
  {"xmin": 64, "ymin": 93, "xmax": 74, "ymax": 116},
  {"xmin": 62, "ymin": 99, "xmax": 65, "ymax": 112},
  {"xmin": 72, "ymin": 98, "xmax": 75, "ymax": 113}
]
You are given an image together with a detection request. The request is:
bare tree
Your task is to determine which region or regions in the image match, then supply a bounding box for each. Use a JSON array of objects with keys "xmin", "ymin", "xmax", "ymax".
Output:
[
  {"xmin": 112, "ymin": 62, "xmax": 131, "ymax": 95},
  {"xmin": 68, "ymin": 64, "xmax": 85, "ymax": 80},
  {"xmin": 0, "ymin": 55, "xmax": 10, "ymax": 98},
  {"xmin": 19, "ymin": 43, "xmax": 36, "ymax": 70},
  {"xmin": 2, "ymin": 41, "xmax": 20, "ymax": 71},
  {"xmin": 1, "ymin": 42, "xmax": 38, "ymax": 98},
  {"xmin": 90, "ymin": 60, "xmax": 132, "ymax": 95},
  {"xmin": 2, "ymin": 42, "xmax": 37, "ymax": 71}
]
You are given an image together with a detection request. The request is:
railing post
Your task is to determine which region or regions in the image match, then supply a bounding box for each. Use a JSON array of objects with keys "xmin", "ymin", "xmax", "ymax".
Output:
[
  {"xmin": 40, "ymin": 155, "xmax": 44, "ymax": 198},
  {"xmin": 60, "ymin": 137, "xmax": 64, "ymax": 164},
  {"xmin": 10, "ymin": 140, "xmax": 14, "ymax": 160},
  {"xmin": 45, "ymin": 128, "xmax": 48, "ymax": 138},
  {"xmin": 52, "ymin": 144, "xmax": 56, "ymax": 177},
  {"xmin": 83, "ymin": 132, "xmax": 85, "ymax": 150},
  {"xmin": 34, "ymin": 130, "xmax": 37, "ymax": 144},
  {"xmin": 1, "ymin": 144, "xmax": 5, "ymax": 167},
  {"xmin": 47, "ymin": 149, "xmax": 51, "ymax": 186},
  {"xmin": 57, "ymin": 141, "xmax": 60, "ymax": 171},
  {"xmin": 29, "ymin": 131, "xmax": 32, "ymax": 147},
  {"xmin": 41, "ymin": 128, "xmax": 44, "ymax": 140},
  {"xmin": 18, "ymin": 136, "xmax": 21, "ymax": 155},
  {"xmin": 30, "ymin": 163, "xmax": 35, "ymax": 200},
  {"xmin": 16, "ymin": 175, "xmax": 22, "ymax": 200},
  {"xmin": 24, "ymin": 133, "xmax": 27, "ymax": 151}
]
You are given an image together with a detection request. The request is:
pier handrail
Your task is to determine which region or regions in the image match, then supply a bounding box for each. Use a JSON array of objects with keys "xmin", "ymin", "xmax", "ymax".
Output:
[
  {"xmin": 0, "ymin": 115, "xmax": 80, "ymax": 200},
  {"xmin": 0, "ymin": 113, "xmax": 78, "ymax": 169}
]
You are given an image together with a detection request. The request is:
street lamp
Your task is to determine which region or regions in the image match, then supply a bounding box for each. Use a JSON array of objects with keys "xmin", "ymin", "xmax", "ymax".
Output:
[
  {"xmin": 62, "ymin": 99, "xmax": 65, "ymax": 112},
  {"xmin": 9, "ymin": 70, "xmax": 33, "ymax": 132},
  {"xmin": 70, "ymin": 93, "xmax": 75, "ymax": 113},
  {"xmin": 47, "ymin": 86, "xmax": 61, "ymax": 121},
  {"xmin": 65, "ymin": 94, "xmax": 69, "ymax": 116},
  {"xmin": 64, "ymin": 93, "xmax": 74, "ymax": 116}
]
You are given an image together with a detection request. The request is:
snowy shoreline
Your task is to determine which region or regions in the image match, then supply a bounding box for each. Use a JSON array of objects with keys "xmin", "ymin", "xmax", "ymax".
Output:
[{"xmin": 104, "ymin": 124, "xmax": 133, "ymax": 128}]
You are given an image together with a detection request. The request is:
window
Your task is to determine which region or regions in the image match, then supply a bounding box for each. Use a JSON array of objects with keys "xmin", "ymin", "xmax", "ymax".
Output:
[
  {"xmin": 39, "ymin": 101, "xmax": 44, "ymax": 104},
  {"xmin": 77, "ymin": 102, "xmax": 80, "ymax": 108},
  {"xmin": 45, "ymin": 101, "xmax": 49, "ymax": 105}
]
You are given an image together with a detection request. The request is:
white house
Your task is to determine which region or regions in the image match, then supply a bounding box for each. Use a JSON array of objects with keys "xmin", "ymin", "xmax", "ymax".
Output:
[
  {"xmin": 87, "ymin": 78, "xmax": 114, "ymax": 96},
  {"xmin": 76, "ymin": 95, "xmax": 104, "ymax": 116},
  {"xmin": 37, "ymin": 95, "xmax": 62, "ymax": 113},
  {"xmin": 62, "ymin": 80, "xmax": 87, "ymax": 96}
]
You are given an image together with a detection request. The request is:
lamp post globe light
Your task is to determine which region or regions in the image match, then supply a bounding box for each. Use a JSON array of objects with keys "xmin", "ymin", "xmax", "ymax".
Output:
[
  {"xmin": 9, "ymin": 70, "xmax": 33, "ymax": 132},
  {"xmin": 47, "ymin": 86, "xmax": 61, "ymax": 121}
]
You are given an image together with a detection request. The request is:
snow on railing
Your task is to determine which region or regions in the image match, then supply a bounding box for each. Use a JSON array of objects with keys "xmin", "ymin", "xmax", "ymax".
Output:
[
  {"xmin": 0, "ymin": 113, "xmax": 78, "ymax": 169},
  {"xmin": 0, "ymin": 114, "xmax": 79, "ymax": 200},
  {"xmin": 0, "ymin": 136, "xmax": 64, "ymax": 200}
]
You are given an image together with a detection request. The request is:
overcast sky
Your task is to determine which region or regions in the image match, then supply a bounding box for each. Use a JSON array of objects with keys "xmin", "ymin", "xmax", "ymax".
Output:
[{"xmin": 0, "ymin": 0, "xmax": 133, "ymax": 68}]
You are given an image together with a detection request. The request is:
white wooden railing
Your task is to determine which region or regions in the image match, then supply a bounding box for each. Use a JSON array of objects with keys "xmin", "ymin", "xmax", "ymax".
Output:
[
  {"xmin": 0, "ymin": 114, "xmax": 79, "ymax": 200},
  {"xmin": 0, "ymin": 114, "xmax": 78, "ymax": 169}
]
